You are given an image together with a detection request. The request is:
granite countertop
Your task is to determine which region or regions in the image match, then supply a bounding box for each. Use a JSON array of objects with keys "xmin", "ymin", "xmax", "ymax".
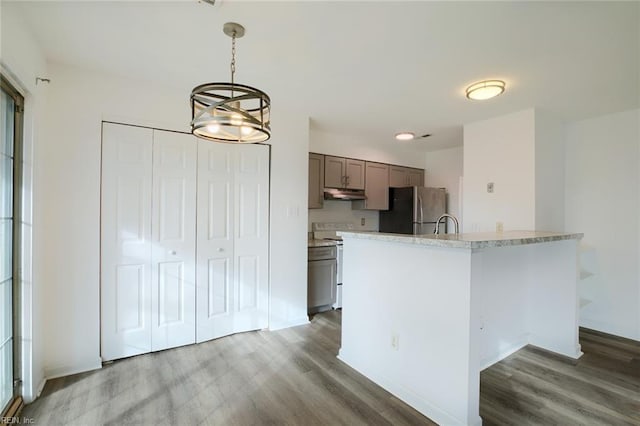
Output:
[
  {"xmin": 308, "ymin": 239, "xmax": 339, "ymax": 248},
  {"xmin": 337, "ymin": 230, "xmax": 584, "ymax": 249}
]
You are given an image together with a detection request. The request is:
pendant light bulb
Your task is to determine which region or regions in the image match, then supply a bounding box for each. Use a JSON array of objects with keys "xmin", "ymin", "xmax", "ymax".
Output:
[
  {"xmin": 231, "ymin": 113, "xmax": 243, "ymax": 126},
  {"xmin": 206, "ymin": 123, "xmax": 220, "ymax": 134}
]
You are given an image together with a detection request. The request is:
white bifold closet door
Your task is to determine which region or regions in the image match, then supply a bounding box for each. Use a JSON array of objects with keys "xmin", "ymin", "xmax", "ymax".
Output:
[
  {"xmin": 150, "ymin": 130, "xmax": 196, "ymax": 352},
  {"xmin": 196, "ymin": 142, "xmax": 269, "ymax": 343},
  {"xmin": 101, "ymin": 123, "xmax": 196, "ymax": 361}
]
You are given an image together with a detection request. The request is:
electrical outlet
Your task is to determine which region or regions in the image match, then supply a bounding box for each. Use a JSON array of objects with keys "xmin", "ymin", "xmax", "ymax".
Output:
[
  {"xmin": 361, "ymin": 217, "xmax": 365, "ymax": 226},
  {"xmin": 496, "ymin": 222, "xmax": 504, "ymax": 233},
  {"xmin": 391, "ymin": 334, "xmax": 399, "ymax": 350},
  {"xmin": 487, "ymin": 182, "xmax": 494, "ymax": 193}
]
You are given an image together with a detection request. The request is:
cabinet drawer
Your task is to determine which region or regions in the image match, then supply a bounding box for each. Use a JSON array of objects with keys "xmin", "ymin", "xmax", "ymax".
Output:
[{"xmin": 308, "ymin": 246, "xmax": 337, "ymax": 261}]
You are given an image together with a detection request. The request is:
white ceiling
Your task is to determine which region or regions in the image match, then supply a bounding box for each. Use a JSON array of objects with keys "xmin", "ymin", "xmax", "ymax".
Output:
[{"xmin": 7, "ymin": 1, "xmax": 640, "ymax": 151}]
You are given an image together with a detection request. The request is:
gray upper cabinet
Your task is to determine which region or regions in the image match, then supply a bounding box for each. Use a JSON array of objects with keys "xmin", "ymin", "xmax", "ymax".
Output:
[
  {"xmin": 408, "ymin": 168, "xmax": 424, "ymax": 186},
  {"xmin": 324, "ymin": 155, "xmax": 365, "ymax": 190},
  {"xmin": 345, "ymin": 159, "xmax": 365, "ymax": 190},
  {"xmin": 389, "ymin": 165, "xmax": 425, "ymax": 188},
  {"xmin": 353, "ymin": 162, "xmax": 389, "ymax": 211},
  {"xmin": 309, "ymin": 153, "xmax": 324, "ymax": 209},
  {"xmin": 389, "ymin": 165, "xmax": 409, "ymax": 187},
  {"xmin": 324, "ymin": 155, "xmax": 345, "ymax": 188}
]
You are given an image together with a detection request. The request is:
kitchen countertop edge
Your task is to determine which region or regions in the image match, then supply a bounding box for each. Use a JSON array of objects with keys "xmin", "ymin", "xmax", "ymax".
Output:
[
  {"xmin": 308, "ymin": 239, "xmax": 339, "ymax": 248},
  {"xmin": 337, "ymin": 231, "xmax": 584, "ymax": 249}
]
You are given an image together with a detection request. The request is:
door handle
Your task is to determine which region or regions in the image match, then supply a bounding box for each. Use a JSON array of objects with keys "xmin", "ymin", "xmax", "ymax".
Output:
[
  {"xmin": 217, "ymin": 248, "xmax": 224, "ymax": 252},
  {"xmin": 169, "ymin": 250, "xmax": 177, "ymax": 255}
]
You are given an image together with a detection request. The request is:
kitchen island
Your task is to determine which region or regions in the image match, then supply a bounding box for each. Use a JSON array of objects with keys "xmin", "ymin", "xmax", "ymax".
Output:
[{"xmin": 337, "ymin": 231, "xmax": 583, "ymax": 426}]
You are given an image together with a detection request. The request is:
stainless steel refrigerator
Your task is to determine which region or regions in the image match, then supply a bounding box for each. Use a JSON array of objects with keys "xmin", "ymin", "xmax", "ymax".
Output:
[{"xmin": 379, "ymin": 187, "xmax": 447, "ymax": 234}]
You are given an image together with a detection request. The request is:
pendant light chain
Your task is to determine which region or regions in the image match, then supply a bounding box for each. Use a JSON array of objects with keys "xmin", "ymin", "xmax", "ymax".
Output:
[{"xmin": 230, "ymin": 31, "xmax": 236, "ymax": 86}]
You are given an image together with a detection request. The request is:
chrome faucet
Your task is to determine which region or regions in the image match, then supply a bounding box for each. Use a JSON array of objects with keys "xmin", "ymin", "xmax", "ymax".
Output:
[{"xmin": 434, "ymin": 214, "xmax": 460, "ymax": 234}]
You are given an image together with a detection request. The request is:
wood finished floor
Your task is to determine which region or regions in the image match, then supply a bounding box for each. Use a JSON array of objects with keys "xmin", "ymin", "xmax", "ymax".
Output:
[{"xmin": 22, "ymin": 311, "xmax": 640, "ymax": 425}]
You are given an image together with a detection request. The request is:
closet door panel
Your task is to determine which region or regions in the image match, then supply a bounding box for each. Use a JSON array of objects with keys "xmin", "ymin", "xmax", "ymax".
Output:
[
  {"xmin": 101, "ymin": 123, "xmax": 153, "ymax": 361},
  {"xmin": 196, "ymin": 142, "xmax": 235, "ymax": 342},
  {"xmin": 233, "ymin": 145, "xmax": 269, "ymax": 333},
  {"xmin": 151, "ymin": 130, "xmax": 197, "ymax": 351}
]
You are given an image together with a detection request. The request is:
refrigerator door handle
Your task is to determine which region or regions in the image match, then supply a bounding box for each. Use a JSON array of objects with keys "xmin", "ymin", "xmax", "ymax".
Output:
[{"xmin": 418, "ymin": 196, "xmax": 424, "ymax": 225}]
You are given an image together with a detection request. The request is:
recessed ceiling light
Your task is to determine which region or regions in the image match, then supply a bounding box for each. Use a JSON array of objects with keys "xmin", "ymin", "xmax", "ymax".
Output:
[
  {"xmin": 395, "ymin": 132, "xmax": 415, "ymax": 141},
  {"xmin": 465, "ymin": 80, "xmax": 505, "ymax": 100}
]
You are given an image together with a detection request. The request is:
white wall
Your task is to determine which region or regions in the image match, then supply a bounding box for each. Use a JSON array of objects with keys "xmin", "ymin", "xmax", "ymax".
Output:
[
  {"xmin": 535, "ymin": 110, "xmax": 565, "ymax": 232},
  {"xmin": 35, "ymin": 61, "xmax": 308, "ymax": 378},
  {"xmin": 565, "ymin": 108, "xmax": 640, "ymax": 341},
  {"xmin": 424, "ymin": 146, "xmax": 463, "ymax": 232},
  {"xmin": 268, "ymin": 114, "xmax": 309, "ymax": 330},
  {"xmin": 463, "ymin": 109, "xmax": 537, "ymax": 232},
  {"xmin": 1, "ymin": 3, "xmax": 48, "ymax": 402}
]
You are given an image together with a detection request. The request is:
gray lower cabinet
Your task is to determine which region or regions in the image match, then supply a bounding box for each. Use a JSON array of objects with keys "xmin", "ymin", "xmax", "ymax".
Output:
[
  {"xmin": 308, "ymin": 246, "xmax": 337, "ymax": 311},
  {"xmin": 308, "ymin": 259, "xmax": 337, "ymax": 309}
]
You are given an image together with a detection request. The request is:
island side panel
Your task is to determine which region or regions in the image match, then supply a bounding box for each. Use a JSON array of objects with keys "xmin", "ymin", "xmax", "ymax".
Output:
[
  {"xmin": 525, "ymin": 239, "xmax": 582, "ymax": 358},
  {"xmin": 338, "ymin": 237, "xmax": 481, "ymax": 426},
  {"xmin": 471, "ymin": 245, "xmax": 535, "ymax": 369},
  {"xmin": 470, "ymin": 240, "xmax": 582, "ymax": 368}
]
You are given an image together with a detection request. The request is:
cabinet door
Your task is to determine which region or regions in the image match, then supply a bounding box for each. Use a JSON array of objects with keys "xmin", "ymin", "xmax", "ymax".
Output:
[
  {"xmin": 101, "ymin": 123, "xmax": 153, "ymax": 361},
  {"xmin": 324, "ymin": 155, "xmax": 345, "ymax": 188},
  {"xmin": 345, "ymin": 159, "xmax": 365, "ymax": 190},
  {"xmin": 150, "ymin": 130, "xmax": 197, "ymax": 352},
  {"xmin": 364, "ymin": 162, "xmax": 389, "ymax": 210},
  {"xmin": 308, "ymin": 153, "xmax": 324, "ymax": 209},
  {"xmin": 408, "ymin": 168, "xmax": 425, "ymax": 186},
  {"xmin": 308, "ymin": 259, "xmax": 337, "ymax": 308},
  {"xmin": 389, "ymin": 166, "xmax": 409, "ymax": 188}
]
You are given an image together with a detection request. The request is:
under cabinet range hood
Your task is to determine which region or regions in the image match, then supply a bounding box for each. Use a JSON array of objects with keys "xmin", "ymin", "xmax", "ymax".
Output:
[{"xmin": 324, "ymin": 188, "xmax": 367, "ymax": 201}]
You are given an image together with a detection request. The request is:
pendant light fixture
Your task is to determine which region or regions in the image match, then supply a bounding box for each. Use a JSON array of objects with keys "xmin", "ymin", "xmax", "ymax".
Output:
[{"xmin": 190, "ymin": 22, "xmax": 271, "ymax": 143}]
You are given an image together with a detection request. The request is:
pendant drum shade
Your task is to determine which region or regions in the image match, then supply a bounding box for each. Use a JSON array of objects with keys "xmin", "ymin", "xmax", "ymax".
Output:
[
  {"xmin": 190, "ymin": 22, "xmax": 271, "ymax": 144},
  {"xmin": 191, "ymin": 83, "xmax": 271, "ymax": 143}
]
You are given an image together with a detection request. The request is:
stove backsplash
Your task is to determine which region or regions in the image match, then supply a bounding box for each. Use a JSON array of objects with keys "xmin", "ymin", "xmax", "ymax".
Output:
[{"xmin": 308, "ymin": 199, "xmax": 379, "ymax": 232}]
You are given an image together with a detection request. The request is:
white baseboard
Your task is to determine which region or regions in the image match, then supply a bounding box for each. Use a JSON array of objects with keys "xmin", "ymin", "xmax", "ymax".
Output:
[
  {"xmin": 480, "ymin": 335, "xmax": 529, "ymax": 370},
  {"xmin": 44, "ymin": 357, "xmax": 102, "ymax": 380},
  {"xmin": 580, "ymin": 318, "xmax": 640, "ymax": 342},
  {"xmin": 337, "ymin": 351, "xmax": 480, "ymax": 426},
  {"xmin": 36, "ymin": 378, "xmax": 46, "ymax": 398},
  {"xmin": 268, "ymin": 316, "xmax": 309, "ymax": 331},
  {"xmin": 528, "ymin": 334, "xmax": 583, "ymax": 360}
]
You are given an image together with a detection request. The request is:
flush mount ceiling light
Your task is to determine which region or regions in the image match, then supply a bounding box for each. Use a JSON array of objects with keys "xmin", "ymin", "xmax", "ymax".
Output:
[
  {"xmin": 395, "ymin": 132, "xmax": 431, "ymax": 141},
  {"xmin": 465, "ymin": 80, "xmax": 505, "ymax": 101},
  {"xmin": 190, "ymin": 22, "xmax": 271, "ymax": 143},
  {"xmin": 395, "ymin": 132, "xmax": 415, "ymax": 141}
]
